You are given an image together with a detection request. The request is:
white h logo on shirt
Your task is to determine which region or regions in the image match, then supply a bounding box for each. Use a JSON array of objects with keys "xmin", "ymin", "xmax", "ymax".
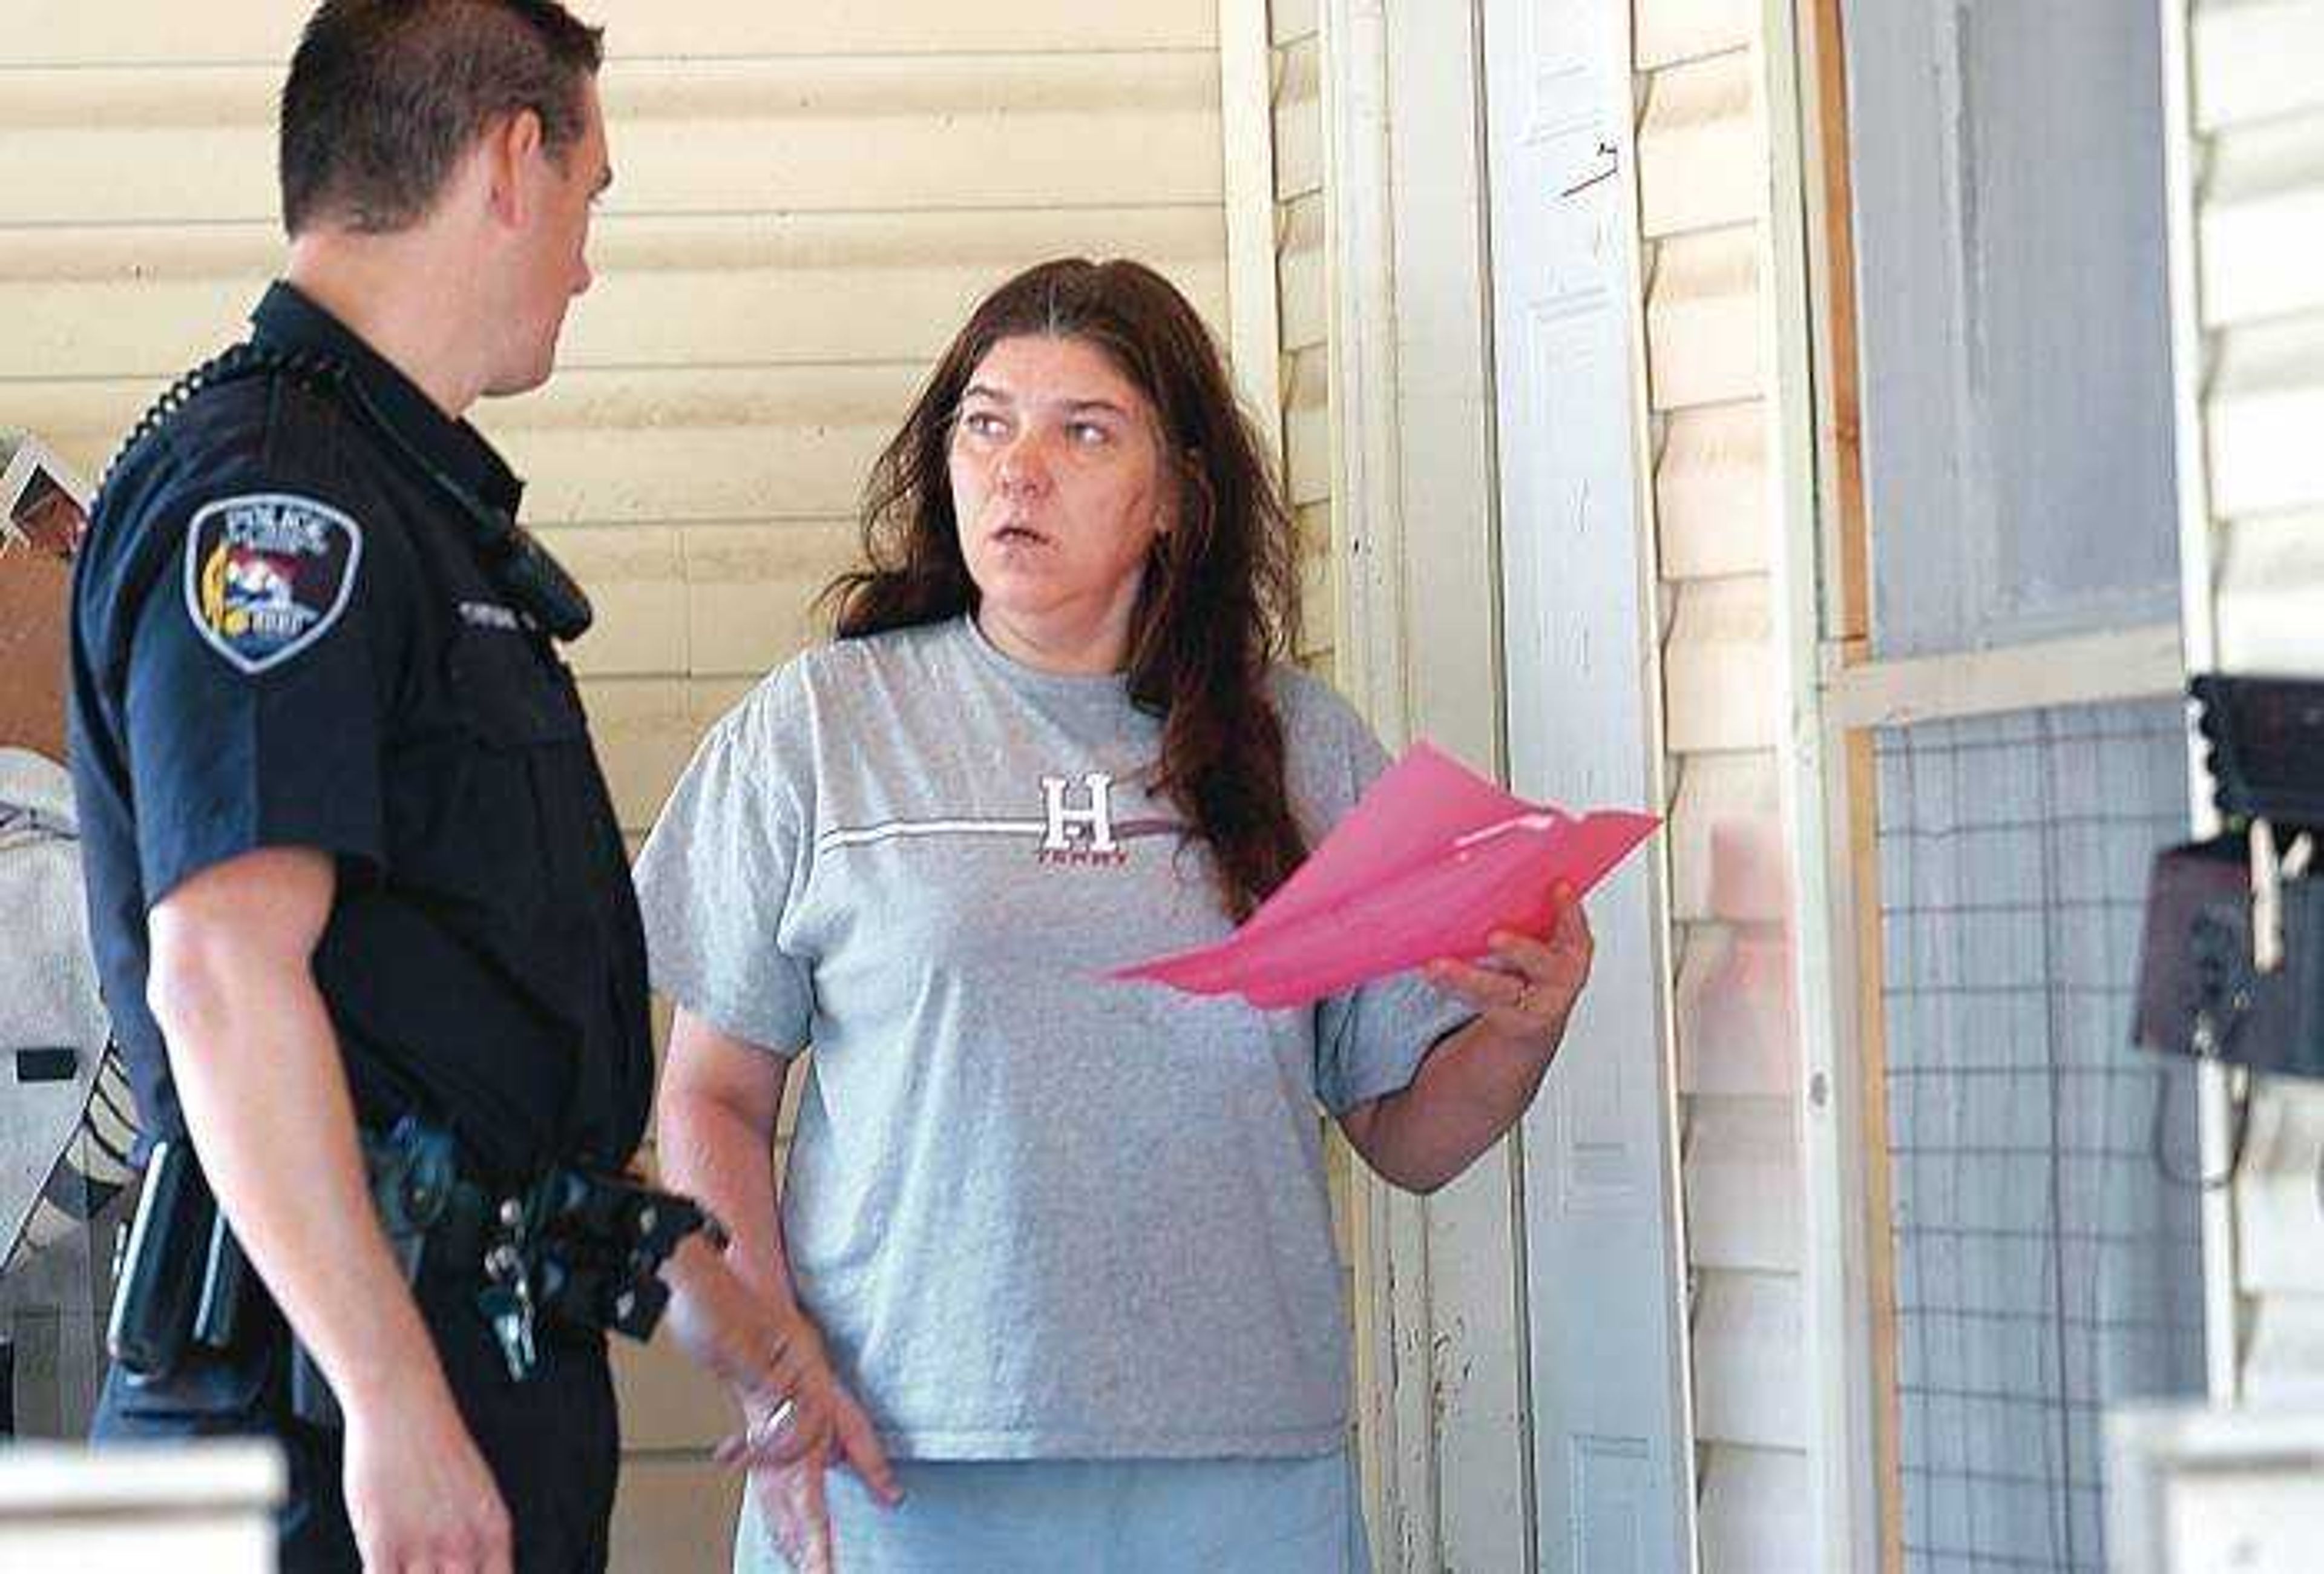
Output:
[{"xmin": 1040, "ymin": 772, "xmax": 1118, "ymax": 853}]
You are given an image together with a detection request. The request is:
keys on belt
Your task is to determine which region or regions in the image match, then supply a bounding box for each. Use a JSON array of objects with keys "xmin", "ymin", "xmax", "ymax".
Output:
[
  {"xmin": 479, "ymin": 1199, "xmax": 540, "ymax": 1382},
  {"xmin": 400, "ymin": 1122, "xmax": 727, "ymax": 1382}
]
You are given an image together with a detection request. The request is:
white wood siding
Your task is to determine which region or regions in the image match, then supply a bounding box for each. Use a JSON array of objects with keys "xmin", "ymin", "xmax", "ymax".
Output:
[
  {"xmin": 1, "ymin": 4, "xmax": 1230, "ymax": 1564},
  {"xmin": 2171, "ymin": 0, "xmax": 2324, "ymax": 1404},
  {"xmin": 1271, "ymin": 0, "xmax": 1336, "ymax": 672},
  {"xmin": 1633, "ymin": 4, "xmax": 1816, "ymax": 1569}
]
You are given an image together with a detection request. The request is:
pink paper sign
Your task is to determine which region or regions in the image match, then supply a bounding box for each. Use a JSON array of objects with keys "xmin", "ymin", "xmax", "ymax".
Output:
[{"xmin": 1113, "ymin": 740, "xmax": 1658, "ymax": 1009}]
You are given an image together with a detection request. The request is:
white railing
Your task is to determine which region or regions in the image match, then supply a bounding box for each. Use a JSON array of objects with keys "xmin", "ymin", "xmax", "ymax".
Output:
[{"xmin": 0, "ymin": 1441, "xmax": 281, "ymax": 1573}]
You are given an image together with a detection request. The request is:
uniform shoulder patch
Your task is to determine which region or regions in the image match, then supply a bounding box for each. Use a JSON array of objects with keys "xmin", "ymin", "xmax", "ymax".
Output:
[{"xmin": 182, "ymin": 492, "xmax": 363, "ymax": 675}]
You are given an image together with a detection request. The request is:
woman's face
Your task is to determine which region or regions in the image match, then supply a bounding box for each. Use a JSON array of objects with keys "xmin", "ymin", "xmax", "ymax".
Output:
[{"xmin": 948, "ymin": 333, "xmax": 1174, "ymax": 673}]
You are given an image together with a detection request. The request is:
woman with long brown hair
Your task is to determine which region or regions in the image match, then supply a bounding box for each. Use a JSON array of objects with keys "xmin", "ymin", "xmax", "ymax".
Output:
[{"xmin": 637, "ymin": 258, "xmax": 1594, "ymax": 1572}]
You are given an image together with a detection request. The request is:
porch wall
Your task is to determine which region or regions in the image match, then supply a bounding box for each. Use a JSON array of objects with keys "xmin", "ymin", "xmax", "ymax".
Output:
[
  {"xmin": 1632, "ymin": 1, "xmax": 1817, "ymax": 1569},
  {"xmin": 2, "ymin": 2, "xmax": 1233, "ymax": 1564},
  {"xmin": 2169, "ymin": 0, "xmax": 2324, "ymax": 1402}
]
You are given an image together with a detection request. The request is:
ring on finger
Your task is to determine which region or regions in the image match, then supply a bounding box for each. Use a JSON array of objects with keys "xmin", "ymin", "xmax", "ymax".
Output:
[{"xmin": 746, "ymin": 1395, "xmax": 799, "ymax": 1452}]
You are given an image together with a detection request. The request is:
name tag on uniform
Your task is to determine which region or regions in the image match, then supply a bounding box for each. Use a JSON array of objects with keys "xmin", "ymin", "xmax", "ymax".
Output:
[{"xmin": 458, "ymin": 599, "xmax": 527, "ymax": 633}]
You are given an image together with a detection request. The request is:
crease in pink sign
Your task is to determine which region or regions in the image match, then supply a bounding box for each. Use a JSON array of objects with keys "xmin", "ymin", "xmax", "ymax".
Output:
[{"xmin": 1112, "ymin": 740, "xmax": 1660, "ymax": 1009}]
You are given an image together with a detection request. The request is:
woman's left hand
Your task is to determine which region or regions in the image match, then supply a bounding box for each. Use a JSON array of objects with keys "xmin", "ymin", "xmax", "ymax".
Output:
[
  {"xmin": 1423, "ymin": 883, "xmax": 1594, "ymax": 1048},
  {"xmin": 659, "ymin": 1239, "xmax": 835, "ymax": 1456}
]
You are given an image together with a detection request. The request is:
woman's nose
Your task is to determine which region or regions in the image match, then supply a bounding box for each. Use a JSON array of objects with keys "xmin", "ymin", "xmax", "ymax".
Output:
[{"xmin": 996, "ymin": 433, "xmax": 1051, "ymax": 495}]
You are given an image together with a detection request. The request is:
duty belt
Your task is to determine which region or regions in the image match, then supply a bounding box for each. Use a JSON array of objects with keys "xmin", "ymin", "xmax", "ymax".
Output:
[
  {"xmin": 359, "ymin": 1117, "xmax": 720, "ymax": 1384},
  {"xmin": 110, "ymin": 1117, "xmax": 723, "ymax": 1427}
]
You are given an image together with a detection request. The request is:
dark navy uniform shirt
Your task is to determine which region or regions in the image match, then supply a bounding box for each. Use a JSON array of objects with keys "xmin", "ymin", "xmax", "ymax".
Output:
[{"xmin": 68, "ymin": 283, "xmax": 652, "ymax": 1182}]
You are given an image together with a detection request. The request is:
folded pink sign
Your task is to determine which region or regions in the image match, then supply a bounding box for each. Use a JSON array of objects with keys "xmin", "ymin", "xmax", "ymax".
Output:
[{"xmin": 1114, "ymin": 741, "xmax": 1659, "ymax": 1009}]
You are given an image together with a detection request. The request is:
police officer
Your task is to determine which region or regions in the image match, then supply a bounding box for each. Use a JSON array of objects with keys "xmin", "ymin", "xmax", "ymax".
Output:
[{"xmin": 68, "ymin": 4, "xmax": 846, "ymax": 1569}]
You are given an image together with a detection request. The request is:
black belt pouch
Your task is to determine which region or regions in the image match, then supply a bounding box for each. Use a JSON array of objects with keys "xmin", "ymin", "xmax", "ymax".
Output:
[{"xmin": 102, "ymin": 1141, "xmax": 278, "ymax": 1424}]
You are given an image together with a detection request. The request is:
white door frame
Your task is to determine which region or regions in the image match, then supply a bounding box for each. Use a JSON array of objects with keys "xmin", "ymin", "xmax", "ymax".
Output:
[
  {"xmin": 1319, "ymin": 0, "xmax": 1523, "ymax": 1563},
  {"xmin": 1320, "ymin": 1, "xmax": 1695, "ymax": 1564},
  {"xmin": 1765, "ymin": 2, "xmax": 1885, "ymax": 1565}
]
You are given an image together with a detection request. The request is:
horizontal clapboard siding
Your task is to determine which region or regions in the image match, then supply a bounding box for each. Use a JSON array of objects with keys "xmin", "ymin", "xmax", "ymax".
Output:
[
  {"xmin": 1273, "ymin": 5, "xmax": 1334, "ymax": 671},
  {"xmin": 1633, "ymin": 5, "xmax": 1813, "ymax": 1569}
]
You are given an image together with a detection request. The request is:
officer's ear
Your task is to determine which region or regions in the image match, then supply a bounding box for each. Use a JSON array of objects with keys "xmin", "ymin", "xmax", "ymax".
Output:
[{"xmin": 481, "ymin": 108, "xmax": 549, "ymax": 231}]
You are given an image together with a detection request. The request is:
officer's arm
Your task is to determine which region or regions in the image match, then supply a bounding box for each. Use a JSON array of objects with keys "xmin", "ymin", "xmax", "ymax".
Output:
[{"xmin": 148, "ymin": 844, "xmax": 511, "ymax": 1565}]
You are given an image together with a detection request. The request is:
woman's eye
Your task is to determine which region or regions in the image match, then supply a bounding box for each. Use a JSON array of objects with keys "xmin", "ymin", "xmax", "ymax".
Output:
[
  {"xmin": 960, "ymin": 411, "xmax": 1006, "ymax": 439},
  {"xmin": 1068, "ymin": 422, "xmax": 1111, "ymax": 446}
]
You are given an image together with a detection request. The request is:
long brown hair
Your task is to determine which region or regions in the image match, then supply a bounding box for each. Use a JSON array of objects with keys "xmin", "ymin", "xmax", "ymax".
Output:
[{"xmin": 823, "ymin": 257, "xmax": 1305, "ymax": 920}]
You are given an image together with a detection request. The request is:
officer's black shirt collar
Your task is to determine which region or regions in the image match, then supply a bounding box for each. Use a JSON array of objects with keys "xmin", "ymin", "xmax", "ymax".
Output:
[{"xmin": 250, "ymin": 281, "xmax": 525, "ymax": 516}]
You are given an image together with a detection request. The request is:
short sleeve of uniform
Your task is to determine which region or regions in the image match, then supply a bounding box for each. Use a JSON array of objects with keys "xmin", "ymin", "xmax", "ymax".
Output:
[
  {"xmin": 632, "ymin": 665, "xmax": 818, "ymax": 1056},
  {"xmin": 122, "ymin": 480, "xmax": 403, "ymax": 906},
  {"xmin": 1284, "ymin": 673, "xmax": 1479, "ymax": 1114}
]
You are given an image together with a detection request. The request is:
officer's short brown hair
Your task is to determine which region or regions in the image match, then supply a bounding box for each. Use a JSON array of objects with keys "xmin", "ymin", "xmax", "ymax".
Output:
[{"xmin": 280, "ymin": 0, "xmax": 604, "ymax": 236}]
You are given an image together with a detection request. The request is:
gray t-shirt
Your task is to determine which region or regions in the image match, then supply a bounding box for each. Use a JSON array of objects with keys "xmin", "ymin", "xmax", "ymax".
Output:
[{"xmin": 632, "ymin": 616, "xmax": 1471, "ymax": 1460}]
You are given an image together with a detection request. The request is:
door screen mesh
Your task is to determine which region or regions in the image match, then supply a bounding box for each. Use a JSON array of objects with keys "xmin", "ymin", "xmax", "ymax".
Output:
[{"xmin": 1875, "ymin": 700, "xmax": 2206, "ymax": 1572}]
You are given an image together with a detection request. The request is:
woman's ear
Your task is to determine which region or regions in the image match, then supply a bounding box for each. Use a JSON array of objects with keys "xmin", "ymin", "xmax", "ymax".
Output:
[
  {"xmin": 1160, "ymin": 447, "xmax": 1208, "ymax": 537},
  {"xmin": 1155, "ymin": 479, "xmax": 1184, "ymax": 542}
]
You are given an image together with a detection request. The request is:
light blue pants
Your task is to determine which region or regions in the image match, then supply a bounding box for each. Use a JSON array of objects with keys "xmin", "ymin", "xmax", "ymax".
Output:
[{"xmin": 740, "ymin": 1449, "xmax": 1370, "ymax": 1573}]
